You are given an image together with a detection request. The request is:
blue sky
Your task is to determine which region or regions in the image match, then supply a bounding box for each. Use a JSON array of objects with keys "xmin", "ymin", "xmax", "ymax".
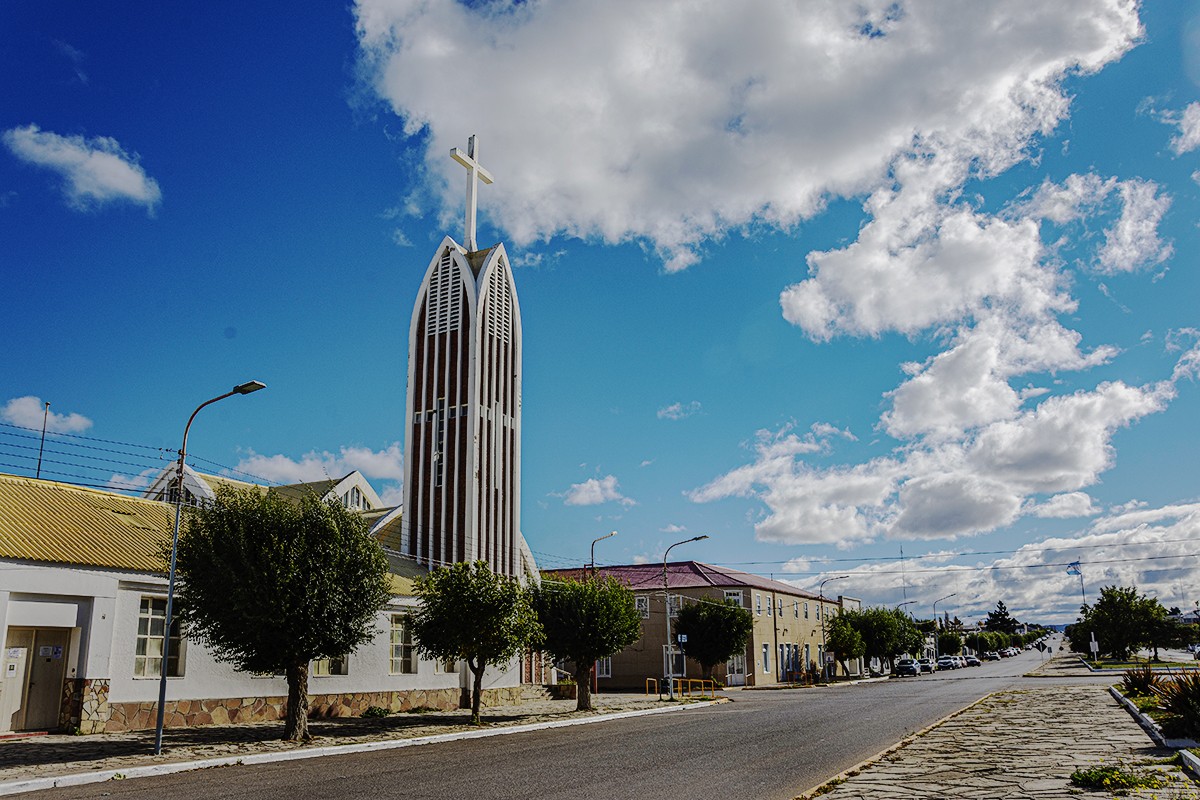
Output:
[{"xmin": 2, "ymin": 1, "xmax": 1198, "ymax": 625}]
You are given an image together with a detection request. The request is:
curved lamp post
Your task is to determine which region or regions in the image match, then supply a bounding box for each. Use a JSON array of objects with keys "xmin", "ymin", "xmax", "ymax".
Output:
[
  {"xmin": 818, "ymin": 575, "xmax": 849, "ymax": 682},
  {"xmin": 932, "ymin": 592, "xmax": 957, "ymax": 662},
  {"xmin": 663, "ymin": 535, "xmax": 708, "ymax": 699},
  {"xmin": 154, "ymin": 380, "xmax": 265, "ymax": 755},
  {"xmin": 589, "ymin": 530, "xmax": 617, "ymax": 577}
]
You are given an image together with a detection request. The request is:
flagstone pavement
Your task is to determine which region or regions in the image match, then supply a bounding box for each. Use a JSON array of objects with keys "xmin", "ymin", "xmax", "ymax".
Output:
[{"xmin": 799, "ymin": 681, "xmax": 1200, "ymax": 800}]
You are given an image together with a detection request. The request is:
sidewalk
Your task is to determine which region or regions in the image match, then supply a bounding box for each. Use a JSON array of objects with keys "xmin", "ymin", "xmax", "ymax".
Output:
[
  {"xmin": 798, "ymin": 680, "xmax": 1200, "ymax": 799},
  {"xmin": 0, "ymin": 694, "xmax": 687, "ymax": 792}
]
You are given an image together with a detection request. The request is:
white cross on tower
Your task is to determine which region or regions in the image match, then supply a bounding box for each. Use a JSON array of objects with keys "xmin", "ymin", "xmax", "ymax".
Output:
[{"xmin": 450, "ymin": 134, "xmax": 493, "ymax": 251}]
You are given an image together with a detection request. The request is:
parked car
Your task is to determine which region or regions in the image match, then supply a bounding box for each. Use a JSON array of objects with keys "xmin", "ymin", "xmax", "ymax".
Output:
[
  {"xmin": 936, "ymin": 656, "xmax": 957, "ymax": 670},
  {"xmin": 896, "ymin": 658, "xmax": 920, "ymax": 676},
  {"xmin": 918, "ymin": 657, "xmax": 936, "ymax": 673},
  {"xmin": 965, "ymin": 655, "xmax": 982, "ymax": 667},
  {"xmin": 984, "ymin": 651, "xmax": 1000, "ymax": 660}
]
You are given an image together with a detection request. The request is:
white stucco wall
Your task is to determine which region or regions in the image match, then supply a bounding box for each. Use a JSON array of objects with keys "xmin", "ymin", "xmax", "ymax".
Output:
[{"xmin": 2, "ymin": 558, "xmax": 522, "ymax": 709}]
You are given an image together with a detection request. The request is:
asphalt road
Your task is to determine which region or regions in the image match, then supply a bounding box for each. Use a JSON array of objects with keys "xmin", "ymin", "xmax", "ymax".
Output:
[{"xmin": 33, "ymin": 646, "xmax": 1104, "ymax": 800}]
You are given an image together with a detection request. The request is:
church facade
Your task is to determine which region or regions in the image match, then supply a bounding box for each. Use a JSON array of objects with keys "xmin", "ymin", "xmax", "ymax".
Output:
[{"xmin": 402, "ymin": 137, "xmax": 534, "ymax": 580}]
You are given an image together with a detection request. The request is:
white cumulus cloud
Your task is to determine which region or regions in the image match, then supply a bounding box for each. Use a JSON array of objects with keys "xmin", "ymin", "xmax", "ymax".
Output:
[
  {"xmin": 235, "ymin": 442, "xmax": 404, "ymax": 484},
  {"xmin": 2, "ymin": 124, "xmax": 161, "ymax": 212},
  {"xmin": 0, "ymin": 396, "xmax": 92, "ymax": 433},
  {"xmin": 1168, "ymin": 101, "xmax": 1200, "ymax": 155},
  {"xmin": 354, "ymin": 0, "xmax": 1138, "ymax": 271},
  {"xmin": 562, "ymin": 474, "xmax": 636, "ymax": 507},
  {"xmin": 657, "ymin": 401, "xmax": 701, "ymax": 420}
]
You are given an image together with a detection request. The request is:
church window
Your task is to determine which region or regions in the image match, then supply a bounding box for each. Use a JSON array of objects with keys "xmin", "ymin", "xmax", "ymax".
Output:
[
  {"xmin": 723, "ymin": 590, "xmax": 743, "ymax": 607},
  {"xmin": 667, "ymin": 594, "xmax": 681, "ymax": 618},
  {"xmin": 804, "ymin": 602, "xmax": 809, "ymax": 619},
  {"xmin": 635, "ymin": 596, "xmax": 649, "ymax": 619},
  {"xmin": 134, "ymin": 596, "xmax": 183, "ymax": 678},
  {"xmin": 755, "ymin": 594, "xmax": 762, "ymax": 615},
  {"xmin": 390, "ymin": 615, "xmax": 417, "ymax": 674},
  {"xmin": 425, "ymin": 252, "xmax": 462, "ymax": 335}
]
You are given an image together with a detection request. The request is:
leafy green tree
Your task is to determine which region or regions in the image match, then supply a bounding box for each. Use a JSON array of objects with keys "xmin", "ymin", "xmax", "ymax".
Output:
[
  {"xmin": 983, "ymin": 601, "xmax": 1020, "ymax": 634},
  {"xmin": 530, "ymin": 576, "xmax": 642, "ymax": 711},
  {"xmin": 937, "ymin": 631, "xmax": 963, "ymax": 657},
  {"xmin": 825, "ymin": 613, "xmax": 866, "ymax": 677},
  {"xmin": 174, "ymin": 487, "xmax": 392, "ymax": 741},
  {"xmin": 842, "ymin": 607, "xmax": 923, "ymax": 672},
  {"xmin": 409, "ymin": 561, "xmax": 542, "ymax": 723},
  {"xmin": 1071, "ymin": 585, "xmax": 1166, "ymax": 660},
  {"xmin": 674, "ymin": 597, "xmax": 754, "ymax": 682}
]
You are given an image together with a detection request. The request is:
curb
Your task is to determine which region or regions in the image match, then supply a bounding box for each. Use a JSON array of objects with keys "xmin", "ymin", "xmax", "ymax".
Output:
[
  {"xmin": 0, "ymin": 699, "xmax": 726, "ymax": 797},
  {"xmin": 792, "ymin": 694, "xmax": 990, "ymax": 800},
  {"xmin": 1107, "ymin": 686, "xmax": 1200, "ymax": 750},
  {"xmin": 1181, "ymin": 749, "xmax": 1200, "ymax": 781}
]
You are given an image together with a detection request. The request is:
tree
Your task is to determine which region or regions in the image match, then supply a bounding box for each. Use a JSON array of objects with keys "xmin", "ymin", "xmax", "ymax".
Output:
[
  {"xmin": 530, "ymin": 576, "xmax": 642, "ymax": 711},
  {"xmin": 937, "ymin": 631, "xmax": 963, "ymax": 657},
  {"xmin": 174, "ymin": 487, "xmax": 392, "ymax": 741},
  {"xmin": 842, "ymin": 607, "xmax": 922, "ymax": 672},
  {"xmin": 409, "ymin": 561, "xmax": 541, "ymax": 723},
  {"xmin": 825, "ymin": 613, "xmax": 865, "ymax": 677},
  {"xmin": 983, "ymin": 601, "xmax": 1020, "ymax": 634},
  {"xmin": 674, "ymin": 598, "xmax": 754, "ymax": 682},
  {"xmin": 1071, "ymin": 585, "xmax": 1165, "ymax": 660}
]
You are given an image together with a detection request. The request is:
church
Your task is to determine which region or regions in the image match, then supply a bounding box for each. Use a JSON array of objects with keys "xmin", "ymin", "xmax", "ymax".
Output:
[{"xmin": 0, "ymin": 136, "xmax": 546, "ymax": 734}]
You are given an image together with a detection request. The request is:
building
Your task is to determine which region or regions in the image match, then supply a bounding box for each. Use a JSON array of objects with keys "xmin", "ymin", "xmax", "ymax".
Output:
[
  {"xmin": 402, "ymin": 135, "xmax": 533, "ymax": 579},
  {"xmin": 0, "ymin": 472, "xmax": 528, "ymax": 734},
  {"xmin": 545, "ymin": 562, "xmax": 862, "ymax": 690}
]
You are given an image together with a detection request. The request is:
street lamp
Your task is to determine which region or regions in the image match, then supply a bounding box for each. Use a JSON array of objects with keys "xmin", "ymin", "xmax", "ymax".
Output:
[
  {"xmin": 154, "ymin": 380, "xmax": 265, "ymax": 755},
  {"xmin": 663, "ymin": 534, "xmax": 709, "ymax": 700},
  {"xmin": 932, "ymin": 592, "xmax": 957, "ymax": 661},
  {"xmin": 819, "ymin": 575, "xmax": 849, "ymax": 682},
  {"xmin": 896, "ymin": 600, "xmax": 917, "ymax": 615},
  {"xmin": 589, "ymin": 530, "xmax": 617, "ymax": 577}
]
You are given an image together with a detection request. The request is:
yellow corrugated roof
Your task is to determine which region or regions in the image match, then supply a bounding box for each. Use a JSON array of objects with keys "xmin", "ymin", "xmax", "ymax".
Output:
[{"xmin": 0, "ymin": 473, "xmax": 172, "ymax": 572}]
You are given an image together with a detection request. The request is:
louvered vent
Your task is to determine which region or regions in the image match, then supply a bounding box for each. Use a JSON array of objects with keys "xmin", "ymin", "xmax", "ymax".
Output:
[
  {"xmin": 425, "ymin": 252, "xmax": 461, "ymax": 335},
  {"xmin": 485, "ymin": 262, "xmax": 512, "ymax": 343}
]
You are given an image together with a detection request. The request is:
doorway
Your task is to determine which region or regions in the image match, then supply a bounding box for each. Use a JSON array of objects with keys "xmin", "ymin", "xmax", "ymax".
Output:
[{"xmin": 2, "ymin": 628, "xmax": 70, "ymax": 732}]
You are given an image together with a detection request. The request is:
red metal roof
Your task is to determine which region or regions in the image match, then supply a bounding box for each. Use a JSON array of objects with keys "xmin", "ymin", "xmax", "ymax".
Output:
[{"xmin": 545, "ymin": 561, "xmax": 822, "ymax": 599}]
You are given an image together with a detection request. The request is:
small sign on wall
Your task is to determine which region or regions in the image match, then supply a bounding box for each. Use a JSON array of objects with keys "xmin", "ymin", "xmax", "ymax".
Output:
[
  {"xmin": 37, "ymin": 646, "xmax": 53, "ymax": 657},
  {"xmin": 5, "ymin": 648, "xmax": 23, "ymax": 659}
]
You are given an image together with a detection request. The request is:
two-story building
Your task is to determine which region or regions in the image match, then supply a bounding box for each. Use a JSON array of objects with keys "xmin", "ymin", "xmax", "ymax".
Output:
[{"xmin": 545, "ymin": 562, "xmax": 862, "ymax": 689}]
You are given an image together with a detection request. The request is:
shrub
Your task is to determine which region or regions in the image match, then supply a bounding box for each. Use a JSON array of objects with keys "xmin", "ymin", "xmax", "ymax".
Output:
[
  {"xmin": 1122, "ymin": 665, "xmax": 1162, "ymax": 697},
  {"xmin": 1151, "ymin": 670, "xmax": 1200, "ymax": 740},
  {"xmin": 361, "ymin": 706, "xmax": 391, "ymax": 718},
  {"xmin": 1069, "ymin": 764, "xmax": 1166, "ymax": 792}
]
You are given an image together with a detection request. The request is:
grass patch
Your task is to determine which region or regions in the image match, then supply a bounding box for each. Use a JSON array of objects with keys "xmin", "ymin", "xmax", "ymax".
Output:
[{"xmin": 1069, "ymin": 764, "xmax": 1167, "ymax": 794}]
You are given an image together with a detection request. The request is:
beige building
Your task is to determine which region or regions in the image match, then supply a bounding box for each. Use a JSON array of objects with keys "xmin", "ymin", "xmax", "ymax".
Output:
[{"xmin": 546, "ymin": 562, "xmax": 862, "ymax": 690}]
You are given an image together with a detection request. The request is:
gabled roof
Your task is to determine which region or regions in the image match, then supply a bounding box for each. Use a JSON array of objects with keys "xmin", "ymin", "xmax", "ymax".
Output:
[
  {"xmin": 0, "ymin": 473, "xmax": 171, "ymax": 572},
  {"xmin": 545, "ymin": 561, "xmax": 822, "ymax": 600}
]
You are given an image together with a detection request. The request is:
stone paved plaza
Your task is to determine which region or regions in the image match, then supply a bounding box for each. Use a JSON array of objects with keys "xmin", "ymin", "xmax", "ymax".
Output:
[{"xmin": 801, "ymin": 683, "xmax": 1200, "ymax": 800}]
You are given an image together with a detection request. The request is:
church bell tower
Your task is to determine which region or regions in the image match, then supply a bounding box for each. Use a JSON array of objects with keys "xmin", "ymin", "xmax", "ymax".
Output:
[{"xmin": 402, "ymin": 136, "xmax": 523, "ymax": 577}]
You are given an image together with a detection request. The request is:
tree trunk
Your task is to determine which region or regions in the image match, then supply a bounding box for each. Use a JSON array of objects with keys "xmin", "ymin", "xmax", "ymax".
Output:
[
  {"xmin": 284, "ymin": 662, "xmax": 311, "ymax": 742},
  {"xmin": 574, "ymin": 665, "xmax": 592, "ymax": 712},
  {"xmin": 470, "ymin": 660, "xmax": 484, "ymax": 724}
]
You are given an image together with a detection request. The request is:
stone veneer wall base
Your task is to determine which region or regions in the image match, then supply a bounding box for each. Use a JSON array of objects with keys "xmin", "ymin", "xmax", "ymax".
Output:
[{"xmin": 74, "ymin": 683, "xmax": 528, "ymax": 733}]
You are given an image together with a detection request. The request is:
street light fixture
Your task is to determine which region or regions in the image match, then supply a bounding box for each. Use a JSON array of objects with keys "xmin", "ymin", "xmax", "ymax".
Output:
[
  {"xmin": 932, "ymin": 592, "xmax": 957, "ymax": 662},
  {"xmin": 154, "ymin": 380, "xmax": 265, "ymax": 755},
  {"xmin": 819, "ymin": 575, "xmax": 849, "ymax": 682},
  {"xmin": 589, "ymin": 530, "xmax": 617, "ymax": 577},
  {"xmin": 663, "ymin": 534, "xmax": 709, "ymax": 700}
]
